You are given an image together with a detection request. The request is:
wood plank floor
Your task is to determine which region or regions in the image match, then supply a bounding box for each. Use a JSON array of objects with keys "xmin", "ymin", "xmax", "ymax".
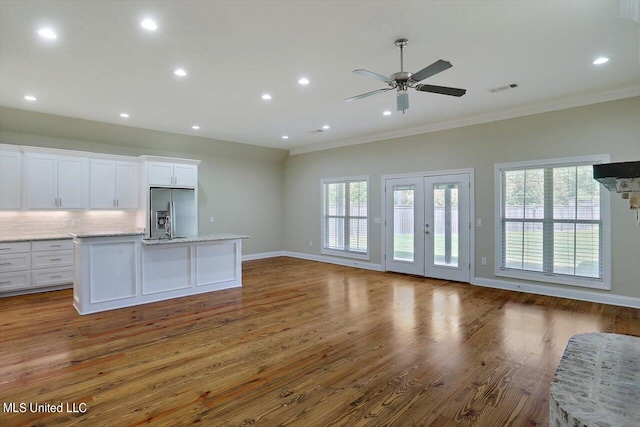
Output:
[{"xmin": 1, "ymin": 257, "xmax": 638, "ymax": 426}]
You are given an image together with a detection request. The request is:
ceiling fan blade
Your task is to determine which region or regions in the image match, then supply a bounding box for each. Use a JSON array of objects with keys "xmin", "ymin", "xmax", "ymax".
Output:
[
  {"xmin": 344, "ymin": 88, "xmax": 391, "ymax": 102},
  {"xmin": 353, "ymin": 69, "xmax": 393, "ymax": 84},
  {"xmin": 410, "ymin": 60, "xmax": 452, "ymax": 82},
  {"xmin": 415, "ymin": 84, "xmax": 466, "ymax": 97}
]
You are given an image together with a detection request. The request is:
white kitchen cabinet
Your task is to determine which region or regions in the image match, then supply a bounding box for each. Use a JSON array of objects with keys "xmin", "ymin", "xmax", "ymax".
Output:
[
  {"xmin": 58, "ymin": 156, "xmax": 89, "ymax": 209},
  {"xmin": 25, "ymin": 152, "xmax": 89, "ymax": 209},
  {"xmin": 0, "ymin": 239, "xmax": 74, "ymax": 294},
  {"xmin": 0, "ymin": 148, "xmax": 22, "ymax": 210},
  {"xmin": 148, "ymin": 162, "xmax": 197, "ymax": 188},
  {"xmin": 25, "ymin": 152, "xmax": 57, "ymax": 209},
  {"xmin": 90, "ymin": 160, "xmax": 139, "ymax": 209},
  {"xmin": 115, "ymin": 162, "xmax": 140, "ymax": 208},
  {"xmin": 172, "ymin": 164, "xmax": 198, "ymax": 187}
]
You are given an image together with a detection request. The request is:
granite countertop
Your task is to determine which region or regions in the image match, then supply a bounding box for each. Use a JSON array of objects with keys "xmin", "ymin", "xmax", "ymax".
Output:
[
  {"xmin": 0, "ymin": 234, "xmax": 74, "ymax": 243},
  {"xmin": 69, "ymin": 231, "xmax": 146, "ymax": 239},
  {"xmin": 142, "ymin": 233, "xmax": 250, "ymax": 245}
]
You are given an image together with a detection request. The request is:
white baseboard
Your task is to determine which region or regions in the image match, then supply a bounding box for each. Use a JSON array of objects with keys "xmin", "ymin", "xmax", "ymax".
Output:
[
  {"xmin": 242, "ymin": 251, "xmax": 285, "ymax": 261},
  {"xmin": 283, "ymin": 251, "xmax": 383, "ymax": 271},
  {"xmin": 472, "ymin": 277, "xmax": 640, "ymax": 309}
]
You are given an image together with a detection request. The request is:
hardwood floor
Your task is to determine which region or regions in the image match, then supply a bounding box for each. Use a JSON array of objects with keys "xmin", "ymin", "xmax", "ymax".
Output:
[{"xmin": 1, "ymin": 257, "xmax": 638, "ymax": 426}]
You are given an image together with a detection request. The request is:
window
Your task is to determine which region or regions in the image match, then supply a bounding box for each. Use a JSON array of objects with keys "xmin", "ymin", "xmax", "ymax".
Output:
[
  {"xmin": 322, "ymin": 177, "xmax": 368, "ymax": 259},
  {"xmin": 495, "ymin": 156, "xmax": 610, "ymax": 289}
]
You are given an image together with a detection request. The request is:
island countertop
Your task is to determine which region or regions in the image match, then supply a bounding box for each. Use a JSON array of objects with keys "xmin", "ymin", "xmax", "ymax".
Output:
[{"xmin": 141, "ymin": 234, "xmax": 250, "ymax": 245}]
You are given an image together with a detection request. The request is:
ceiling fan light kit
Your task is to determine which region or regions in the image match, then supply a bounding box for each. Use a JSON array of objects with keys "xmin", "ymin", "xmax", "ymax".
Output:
[{"xmin": 346, "ymin": 38, "xmax": 467, "ymax": 113}]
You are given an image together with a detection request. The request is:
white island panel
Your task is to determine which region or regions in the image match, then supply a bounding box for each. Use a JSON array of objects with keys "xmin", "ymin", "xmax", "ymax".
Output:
[
  {"xmin": 142, "ymin": 245, "xmax": 192, "ymax": 294},
  {"xmin": 90, "ymin": 241, "xmax": 137, "ymax": 303},
  {"xmin": 196, "ymin": 241, "xmax": 238, "ymax": 287}
]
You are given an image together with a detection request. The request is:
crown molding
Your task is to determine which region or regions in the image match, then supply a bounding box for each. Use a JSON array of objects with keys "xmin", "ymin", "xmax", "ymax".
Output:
[{"xmin": 289, "ymin": 86, "xmax": 640, "ymax": 156}]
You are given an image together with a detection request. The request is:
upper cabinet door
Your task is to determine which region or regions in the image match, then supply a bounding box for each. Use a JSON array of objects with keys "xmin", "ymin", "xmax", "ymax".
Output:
[
  {"xmin": 58, "ymin": 156, "xmax": 89, "ymax": 209},
  {"xmin": 173, "ymin": 164, "xmax": 197, "ymax": 188},
  {"xmin": 0, "ymin": 150, "xmax": 22, "ymax": 210},
  {"xmin": 115, "ymin": 162, "xmax": 139, "ymax": 209},
  {"xmin": 90, "ymin": 160, "xmax": 117, "ymax": 208},
  {"xmin": 25, "ymin": 153, "xmax": 58, "ymax": 209},
  {"xmin": 148, "ymin": 162, "xmax": 174, "ymax": 186}
]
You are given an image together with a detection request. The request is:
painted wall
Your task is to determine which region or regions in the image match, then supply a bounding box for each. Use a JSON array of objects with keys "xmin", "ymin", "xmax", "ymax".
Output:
[
  {"xmin": 283, "ymin": 96, "xmax": 640, "ymax": 298},
  {"xmin": 0, "ymin": 107, "xmax": 288, "ymax": 256}
]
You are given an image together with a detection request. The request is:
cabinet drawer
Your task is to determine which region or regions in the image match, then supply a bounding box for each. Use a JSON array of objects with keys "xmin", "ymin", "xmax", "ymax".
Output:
[
  {"xmin": 0, "ymin": 241, "xmax": 31, "ymax": 254},
  {"xmin": 0, "ymin": 253, "xmax": 31, "ymax": 273},
  {"xmin": 32, "ymin": 267, "xmax": 73, "ymax": 288},
  {"xmin": 32, "ymin": 239, "xmax": 73, "ymax": 252},
  {"xmin": 31, "ymin": 250, "xmax": 73, "ymax": 269},
  {"xmin": 0, "ymin": 271, "xmax": 31, "ymax": 292}
]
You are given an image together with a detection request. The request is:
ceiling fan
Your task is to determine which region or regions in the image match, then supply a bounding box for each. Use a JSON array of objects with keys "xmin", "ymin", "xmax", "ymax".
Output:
[{"xmin": 345, "ymin": 38, "xmax": 466, "ymax": 113}]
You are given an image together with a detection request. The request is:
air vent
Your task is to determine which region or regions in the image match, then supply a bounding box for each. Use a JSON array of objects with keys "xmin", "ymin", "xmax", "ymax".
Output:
[{"xmin": 488, "ymin": 83, "xmax": 518, "ymax": 93}]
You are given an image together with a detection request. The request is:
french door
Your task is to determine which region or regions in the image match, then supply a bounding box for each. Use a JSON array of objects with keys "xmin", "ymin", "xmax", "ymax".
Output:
[{"xmin": 385, "ymin": 173, "xmax": 470, "ymax": 282}]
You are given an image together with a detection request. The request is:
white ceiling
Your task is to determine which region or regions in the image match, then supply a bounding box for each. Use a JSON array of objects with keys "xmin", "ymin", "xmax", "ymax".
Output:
[{"xmin": 1, "ymin": 1, "xmax": 639, "ymax": 154}]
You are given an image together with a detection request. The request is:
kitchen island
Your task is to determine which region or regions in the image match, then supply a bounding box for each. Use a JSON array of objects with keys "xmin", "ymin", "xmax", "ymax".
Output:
[{"xmin": 71, "ymin": 232, "xmax": 249, "ymax": 314}]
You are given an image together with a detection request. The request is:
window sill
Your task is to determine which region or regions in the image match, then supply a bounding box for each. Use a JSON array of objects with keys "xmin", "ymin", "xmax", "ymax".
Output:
[
  {"xmin": 321, "ymin": 249, "xmax": 369, "ymax": 261},
  {"xmin": 495, "ymin": 268, "xmax": 610, "ymax": 290}
]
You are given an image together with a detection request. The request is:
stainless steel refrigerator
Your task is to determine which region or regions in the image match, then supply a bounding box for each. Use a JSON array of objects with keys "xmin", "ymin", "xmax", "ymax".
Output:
[{"xmin": 149, "ymin": 188, "xmax": 196, "ymax": 239}]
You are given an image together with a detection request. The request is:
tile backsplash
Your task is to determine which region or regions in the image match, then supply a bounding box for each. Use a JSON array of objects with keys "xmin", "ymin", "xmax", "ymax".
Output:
[{"xmin": 0, "ymin": 211, "xmax": 140, "ymax": 239}]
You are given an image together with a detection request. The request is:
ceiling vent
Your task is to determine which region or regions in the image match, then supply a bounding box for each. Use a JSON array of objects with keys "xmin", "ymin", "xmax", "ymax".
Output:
[{"xmin": 488, "ymin": 83, "xmax": 518, "ymax": 93}]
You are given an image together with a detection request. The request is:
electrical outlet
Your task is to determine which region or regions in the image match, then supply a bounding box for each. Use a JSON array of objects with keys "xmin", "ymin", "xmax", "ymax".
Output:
[
  {"xmin": 209, "ymin": 216, "xmax": 215, "ymax": 223},
  {"xmin": 308, "ymin": 240, "xmax": 313, "ymax": 246},
  {"xmin": 481, "ymin": 257, "xmax": 487, "ymax": 266},
  {"xmin": 476, "ymin": 219, "xmax": 483, "ymax": 227},
  {"xmin": 71, "ymin": 220, "xmax": 81, "ymax": 228},
  {"xmin": 63, "ymin": 220, "xmax": 70, "ymax": 228}
]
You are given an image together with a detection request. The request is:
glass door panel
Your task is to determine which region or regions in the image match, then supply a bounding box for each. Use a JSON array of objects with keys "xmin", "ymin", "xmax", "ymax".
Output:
[
  {"xmin": 433, "ymin": 183, "xmax": 459, "ymax": 267},
  {"xmin": 424, "ymin": 174, "xmax": 470, "ymax": 282},
  {"xmin": 393, "ymin": 185, "xmax": 415, "ymax": 262},
  {"xmin": 385, "ymin": 177, "xmax": 424, "ymax": 275}
]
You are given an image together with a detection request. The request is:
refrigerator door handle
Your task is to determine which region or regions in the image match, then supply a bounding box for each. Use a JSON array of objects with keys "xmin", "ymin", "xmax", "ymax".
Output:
[{"xmin": 171, "ymin": 200, "xmax": 176, "ymax": 239}]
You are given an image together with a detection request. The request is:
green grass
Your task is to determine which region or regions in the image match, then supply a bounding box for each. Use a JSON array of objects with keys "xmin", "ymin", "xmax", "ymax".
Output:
[
  {"xmin": 393, "ymin": 230, "xmax": 599, "ymax": 276},
  {"xmin": 393, "ymin": 233, "xmax": 459, "ymax": 264}
]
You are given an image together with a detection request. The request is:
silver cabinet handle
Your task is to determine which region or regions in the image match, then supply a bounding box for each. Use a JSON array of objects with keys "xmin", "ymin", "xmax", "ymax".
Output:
[
  {"xmin": 116, "ymin": 199, "xmax": 119, "ymax": 207},
  {"xmin": 50, "ymin": 258, "xmax": 62, "ymax": 261},
  {"xmin": 59, "ymin": 198, "xmax": 62, "ymax": 207},
  {"xmin": 50, "ymin": 275, "xmax": 62, "ymax": 279},
  {"xmin": 0, "ymin": 262, "xmax": 12, "ymax": 266},
  {"xmin": 51, "ymin": 244, "xmax": 61, "ymax": 248},
  {"xmin": 0, "ymin": 248, "xmax": 10, "ymax": 251},
  {"xmin": 0, "ymin": 281, "xmax": 10, "ymax": 284}
]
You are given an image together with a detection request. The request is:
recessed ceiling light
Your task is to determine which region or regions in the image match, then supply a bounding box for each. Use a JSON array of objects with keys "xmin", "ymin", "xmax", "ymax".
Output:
[
  {"xmin": 298, "ymin": 78, "xmax": 310, "ymax": 85},
  {"xmin": 192, "ymin": 125, "xmax": 200, "ymax": 130},
  {"xmin": 262, "ymin": 94, "xmax": 272, "ymax": 100},
  {"xmin": 282, "ymin": 135, "xmax": 289, "ymax": 140},
  {"xmin": 592, "ymin": 57, "xmax": 609, "ymax": 65},
  {"xmin": 383, "ymin": 111, "xmax": 392, "ymax": 116},
  {"xmin": 24, "ymin": 95, "xmax": 37, "ymax": 102},
  {"xmin": 140, "ymin": 19, "xmax": 158, "ymax": 31},
  {"xmin": 37, "ymin": 28, "xmax": 57, "ymax": 40},
  {"xmin": 174, "ymin": 68, "xmax": 187, "ymax": 77},
  {"xmin": 322, "ymin": 125, "xmax": 330, "ymax": 130},
  {"xmin": 120, "ymin": 113, "xmax": 130, "ymax": 118}
]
